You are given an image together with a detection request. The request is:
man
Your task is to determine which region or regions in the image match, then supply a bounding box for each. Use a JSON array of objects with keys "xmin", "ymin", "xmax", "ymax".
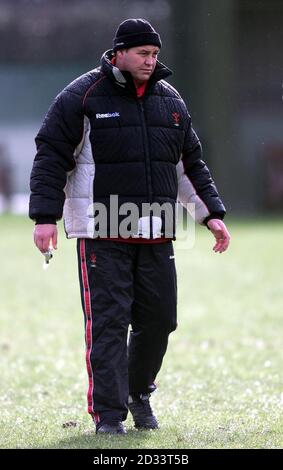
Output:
[{"xmin": 29, "ymin": 19, "xmax": 230, "ymax": 435}]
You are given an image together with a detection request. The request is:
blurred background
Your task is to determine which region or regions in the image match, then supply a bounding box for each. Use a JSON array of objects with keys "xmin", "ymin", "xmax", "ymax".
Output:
[{"xmin": 0, "ymin": 0, "xmax": 282, "ymax": 217}]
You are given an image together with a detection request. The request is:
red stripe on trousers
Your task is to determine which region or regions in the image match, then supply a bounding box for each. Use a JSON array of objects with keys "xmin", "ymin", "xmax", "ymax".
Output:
[{"xmin": 79, "ymin": 239, "xmax": 100, "ymax": 424}]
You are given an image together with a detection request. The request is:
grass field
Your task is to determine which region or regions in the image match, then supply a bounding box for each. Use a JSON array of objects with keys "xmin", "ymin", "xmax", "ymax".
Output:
[{"xmin": 0, "ymin": 215, "xmax": 282, "ymax": 449}]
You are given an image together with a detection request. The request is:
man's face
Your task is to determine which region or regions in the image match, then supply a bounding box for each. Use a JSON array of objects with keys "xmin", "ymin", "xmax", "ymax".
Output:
[{"xmin": 116, "ymin": 45, "xmax": 160, "ymax": 84}]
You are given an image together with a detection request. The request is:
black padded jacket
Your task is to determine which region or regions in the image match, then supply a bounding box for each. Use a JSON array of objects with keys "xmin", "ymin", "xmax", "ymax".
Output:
[{"xmin": 29, "ymin": 50, "xmax": 226, "ymax": 239}]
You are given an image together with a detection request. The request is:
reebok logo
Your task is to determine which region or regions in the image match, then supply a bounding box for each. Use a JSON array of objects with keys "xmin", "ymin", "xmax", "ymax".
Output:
[{"xmin": 96, "ymin": 112, "xmax": 120, "ymax": 119}]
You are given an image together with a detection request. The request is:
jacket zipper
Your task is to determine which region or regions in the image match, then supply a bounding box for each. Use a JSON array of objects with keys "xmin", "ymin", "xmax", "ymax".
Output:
[
  {"xmin": 138, "ymin": 99, "xmax": 153, "ymax": 203},
  {"xmin": 137, "ymin": 99, "xmax": 155, "ymax": 238}
]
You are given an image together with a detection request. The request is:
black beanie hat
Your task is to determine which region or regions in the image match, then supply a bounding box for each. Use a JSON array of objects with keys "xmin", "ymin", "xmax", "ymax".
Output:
[{"xmin": 113, "ymin": 18, "xmax": 162, "ymax": 52}]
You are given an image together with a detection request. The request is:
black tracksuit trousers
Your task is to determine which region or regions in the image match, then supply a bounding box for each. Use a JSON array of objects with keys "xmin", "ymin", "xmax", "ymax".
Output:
[{"xmin": 77, "ymin": 239, "xmax": 177, "ymax": 423}]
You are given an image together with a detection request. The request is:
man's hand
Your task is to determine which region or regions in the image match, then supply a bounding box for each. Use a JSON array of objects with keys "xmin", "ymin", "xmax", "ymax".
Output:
[
  {"xmin": 33, "ymin": 224, "xmax": 58, "ymax": 254},
  {"xmin": 207, "ymin": 219, "xmax": 230, "ymax": 253}
]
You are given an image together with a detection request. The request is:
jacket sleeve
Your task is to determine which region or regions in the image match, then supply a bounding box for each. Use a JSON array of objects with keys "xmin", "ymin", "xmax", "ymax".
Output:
[
  {"xmin": 177, "ymin": 113, "xmax": 226, "ymax": 225},
  {"xmin": 29, "ymin": 88, "xmax": 84, "ymax": 224}
]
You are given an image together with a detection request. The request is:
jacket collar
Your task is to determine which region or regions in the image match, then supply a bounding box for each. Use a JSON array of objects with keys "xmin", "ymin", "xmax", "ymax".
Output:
[{"xmin": 100, "ymin": 49, "xmax": 173, "ymax": 93}]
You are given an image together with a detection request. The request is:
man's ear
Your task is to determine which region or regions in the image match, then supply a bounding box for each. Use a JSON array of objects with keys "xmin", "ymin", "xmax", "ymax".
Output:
[{"xmin": 116, "ymin": 49, "xmax": 128, "ymax": 58}]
